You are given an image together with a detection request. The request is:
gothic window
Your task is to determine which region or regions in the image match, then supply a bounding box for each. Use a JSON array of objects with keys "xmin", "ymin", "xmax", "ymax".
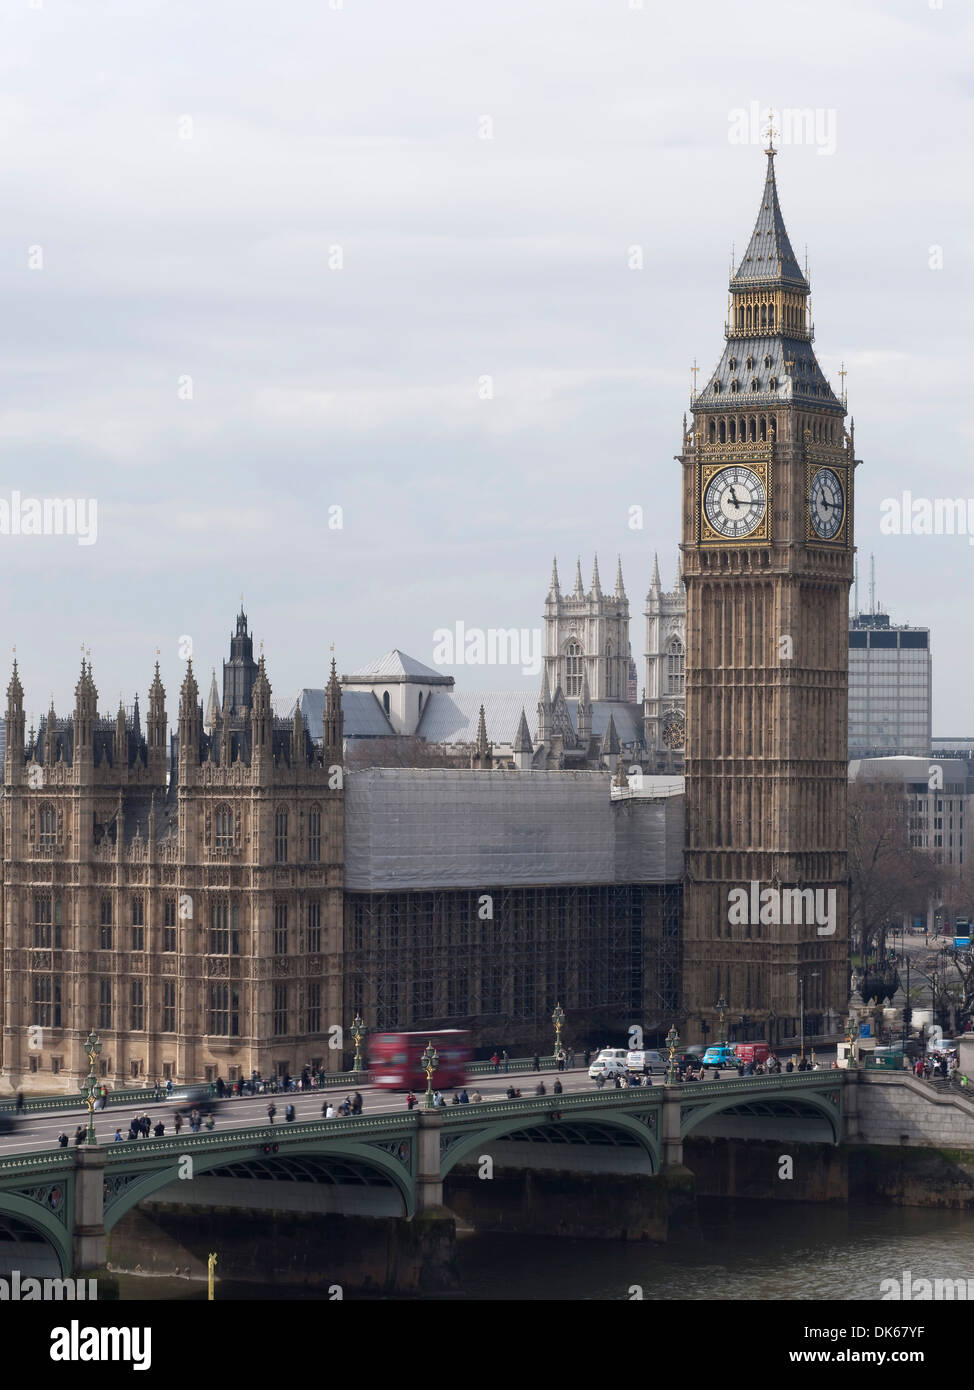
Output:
[
  {"xmin": 307, "ymin": 981, "xmax": 321, "ymax": 1034},
  {"xmin": 730, "ymin": 379, "xmax": 739, "ymax": 393},
  {"xmin": 728, "ymin": 357, "xmax": 736, "ymax": 370},
  {"xmin": 32, "ymin": 975, "xmax": 61, "ymax": 1027},
  {"xmin": 729, "ymin": 419, "xmax": 736, "ymax": 442},
  {"xmin": 719, "ymin": 420, "xmax": 726, "ymax": 443},
  {"xmin": 759, "ymin": 416, "xmax": 767, "ymax": 441},
  {"xmin": 98, "ymin": 979, "xmax": 112, "ymax": 1030},
  {"xmin": 33, "ymin": 894, "xmax": 52, "ymax": 948},
  {"xmin": 214, "ymin": 804, "xmax": 233, "ymax": 851},
  {"xmin": 308, "ymin": 804, "xmax": 322, "ymax": 862},
  {"xmin": 38, "ymin": 803, "xmax": 56, "ymax": 850},
  {"xmin": 749, "ymin": 417, "xmax": 756, "ymax": 440},
  {"xmin": 274, "ymin": 901, "xmax": 288, "ymax": 955},
  {"xmin": 162, "ymin": 980, "xmax": 176, "ymax": 1032},
  {"xmin": 565, "ymin": 640, "xmax": 584, "ymax": 697},
  {"xmin": 764, "ymin": 354, "xmax": 771, "ymax": 369},
  {"xmin": 308, "ymin": 900, "xmax": 322, "ymax": 953},
  {"xmin": 709, "ymin": 420, "xmax": 716, "ymax": 442},
  {"xmin": 745, "ymin": 356, "xmax": 753, "ymax": 371},
  {"xmin": 273, "ymin": 984, "xmax": 288, "ymax": 1036},
  {"xmin": 130, "ymin": 979, "xmax": 144, "ymax": 1030},
  {"xmin": 666, "ymin": 639, "xmax": 685, "ymax": 695},
  {"xmin": 751, "ymin": 378, "xmax": 759, "ymax": 392},
  {"xmin": 163, "ymin": 897, "xmax": 177, "ymax": 952},
  {"xmin": 208, "ymin": 984, "xmax": 240, "ymax": 1037},
  {"xmin": 712, "ymin": 380, "xmax": 721, "ymax": 394},
  {"xmin": 274, "ymin": 807, "xmax": 288, "ymax": 863},
  {"xmin": 209, "ymin": 899, "xmax": 239, "ymax": 955},
  {"xmin": 605, "ymin": 643, "xmax": 612, "ymax": 698},
  {"xmin": 418, "ymin": 691, "xmax": 423, "ymax": 715},
  {"xmin": 131, "ymin": 896, "xmax": 144, "ymax": 951},
  {"xmin": 768, "ymin": 303, "xmax": 775, "ymax": 327},
  {"xmin": 769, "ymin": 377, "xmax": 777, "ymax": 391},
  {"xmin": 382, "ymin": 690, "xmax": 390, "ymax": 716}
]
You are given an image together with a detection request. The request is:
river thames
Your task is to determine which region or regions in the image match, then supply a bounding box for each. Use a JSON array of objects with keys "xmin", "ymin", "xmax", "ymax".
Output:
[{"xmin": 112, "ymin": 1200, "xmax": 974, "ymax": 1301}]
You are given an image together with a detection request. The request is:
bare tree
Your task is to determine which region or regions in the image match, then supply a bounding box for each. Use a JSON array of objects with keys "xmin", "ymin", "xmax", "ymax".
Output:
[{"xmin": 848, "ymin": 777, "xmax": 942, "ymax": 961}]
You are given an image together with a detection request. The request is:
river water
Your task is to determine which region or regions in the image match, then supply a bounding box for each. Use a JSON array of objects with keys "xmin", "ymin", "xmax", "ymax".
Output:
[{"xmin": 112, "ymin": 1200, "xmax": 974, "ymax": 1301}]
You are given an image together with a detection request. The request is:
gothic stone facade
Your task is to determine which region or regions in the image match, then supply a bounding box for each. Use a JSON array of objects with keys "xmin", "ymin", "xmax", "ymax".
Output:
[{"xmin": 1, "ymin": 614, "xmax": 345, "ymax": 1095}]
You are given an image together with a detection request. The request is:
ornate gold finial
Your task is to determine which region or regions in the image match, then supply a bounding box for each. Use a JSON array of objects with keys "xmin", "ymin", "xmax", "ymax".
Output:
[
  {"xmin": 838, "ymin": 361, "xmax": 847, "ymax": 403},
  {"xmin": 763, "ymin": 108, "xmax": 778, "ymax": 155},
  {"xmin": 690, "ymin": 358, "xmax": 699, "ymax": 398}
]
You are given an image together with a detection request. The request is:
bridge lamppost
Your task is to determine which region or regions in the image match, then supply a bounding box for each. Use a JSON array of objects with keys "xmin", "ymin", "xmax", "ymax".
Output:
[
  {"xmin": 715, "ymin": 996, "xmax": 728, "ymax": 1046},
  {"xmin": 81, "ymin": 1030, "xmax": 102, "ymax": 1145},
  {"xmin": 422, "ymin": 1041, "xmax": 439, "ymax": 1110},
  {"xmin": 551, "ymin": 1003, "xmax": 565, "ymax": 1060},
  {"xmin": 352, "ymin": 1014, "xmax": 366, "ymax": 1074},
  {"xmin": 665, "ymin": 1025, "xmax": 680, "ymax": 1085}
]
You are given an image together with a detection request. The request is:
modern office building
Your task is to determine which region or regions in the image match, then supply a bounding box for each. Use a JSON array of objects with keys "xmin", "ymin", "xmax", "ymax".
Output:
[{"xmin": 848, "ymin": 612, "xmax": 932, "ymax": 758}]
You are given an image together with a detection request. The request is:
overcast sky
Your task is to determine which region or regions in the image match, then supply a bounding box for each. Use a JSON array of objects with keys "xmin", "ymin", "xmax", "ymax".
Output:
[{"xmin": 1, "ymin": 0, "xmax": 971, "ymax": 732}]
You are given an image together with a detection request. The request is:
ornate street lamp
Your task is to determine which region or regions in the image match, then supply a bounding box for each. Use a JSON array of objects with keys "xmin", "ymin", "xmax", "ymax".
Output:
[
  {"xmin": 665, "ymin": 1025, "xmax": 680, "ymax": 1085},
  {"xmin": 715, "ymin": 995, "xmax": 728, "ymax": 1045},
  {"xmin": 422, "ymin": 1040, "xmax": 440, "ymax": 1109},
  {"xmin": 551, "ymin": 1003, "xmax": 565, "ymax": 1059},
  {"xmin": 352, "ymin": 1013, "xmax": 366, "ymax": 1074},
  {"xmin": 81, "ymin": 1030, "xmax": 102, "ymax": 1145}
]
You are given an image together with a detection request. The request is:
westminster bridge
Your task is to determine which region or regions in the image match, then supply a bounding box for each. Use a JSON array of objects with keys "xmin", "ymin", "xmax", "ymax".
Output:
[{"xmin": 0, "ymin": 1069, "xmax": 870, "ymax": 1278}]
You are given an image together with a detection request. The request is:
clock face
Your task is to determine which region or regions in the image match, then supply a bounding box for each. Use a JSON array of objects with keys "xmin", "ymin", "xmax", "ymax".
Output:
[
  {"xmin": 703, "ymin": 466, "xmax": 767, "ymax": 539},
  {"xmin": 809, "ymin": 466, "xmax": 844, "ymax": 540},
  {"xmin": 662, "ymin": 712, "xmax": 685, "ymax": 749}
]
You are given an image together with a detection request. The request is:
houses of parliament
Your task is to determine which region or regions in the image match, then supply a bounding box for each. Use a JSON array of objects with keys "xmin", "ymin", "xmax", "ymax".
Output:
[{"xmin": 0, "ymin": 140, "xmax": 854, "ymax": 1089}]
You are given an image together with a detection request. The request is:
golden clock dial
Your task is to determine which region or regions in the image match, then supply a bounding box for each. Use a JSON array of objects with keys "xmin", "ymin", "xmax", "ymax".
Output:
[
  {"xmin": 809, "ymin": 466, "xmax": 844, "ymax": 540},
  {"xmin": 702, "ymin": 466, "xmax": 767, "ymax": 539}
]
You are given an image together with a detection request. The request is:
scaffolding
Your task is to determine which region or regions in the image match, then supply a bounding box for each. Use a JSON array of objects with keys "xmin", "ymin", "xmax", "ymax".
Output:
[{"xmin": 343, "ymin": 769, "xmax": 684, "ymax": 1052}]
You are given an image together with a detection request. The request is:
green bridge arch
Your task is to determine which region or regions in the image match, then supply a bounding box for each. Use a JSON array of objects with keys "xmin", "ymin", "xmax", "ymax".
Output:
[
  {"xmin": 102, "ymin": 1135, "xmax": 416, "ymax": 1229},
  {"xmin": 439, "ymin": 1109, "xmax": 660, "ymax": 1179},
  {"xmin": 0, "ymin": 1192, "xmax": 71, "ymax": 1275},
  {"xmin": 680, "ymin": 1086, "xmax": 841, "ymax": 1144}
]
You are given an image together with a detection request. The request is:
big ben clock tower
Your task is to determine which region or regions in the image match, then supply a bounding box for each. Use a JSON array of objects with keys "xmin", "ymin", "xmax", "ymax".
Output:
[{"xmin": 681, "ymin": 134, "xmax": 857, "ymax": 1047}]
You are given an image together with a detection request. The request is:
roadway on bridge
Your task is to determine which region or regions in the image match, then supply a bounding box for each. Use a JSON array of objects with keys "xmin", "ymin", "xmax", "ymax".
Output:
[{"xmin": 0, "ymin": 1052, "xmax": 839, "ymax": 1158}]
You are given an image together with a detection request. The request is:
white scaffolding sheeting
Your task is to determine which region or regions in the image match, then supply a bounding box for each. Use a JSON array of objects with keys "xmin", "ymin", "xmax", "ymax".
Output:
[{"xmin": 344, "ymin": 768, "xmax": 684, "ymax": 891}]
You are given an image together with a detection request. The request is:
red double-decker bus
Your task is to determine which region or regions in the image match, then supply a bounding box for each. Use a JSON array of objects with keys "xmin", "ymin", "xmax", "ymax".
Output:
[{"xmin": 368, "ymin": 1030, "xmax": 472, "ymax": 1091}]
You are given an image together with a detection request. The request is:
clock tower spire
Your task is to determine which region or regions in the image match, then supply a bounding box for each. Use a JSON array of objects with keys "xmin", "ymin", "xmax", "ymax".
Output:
[{"xmin": 680, "ymin": 150, "xmax": 857, "ymax": 1047}]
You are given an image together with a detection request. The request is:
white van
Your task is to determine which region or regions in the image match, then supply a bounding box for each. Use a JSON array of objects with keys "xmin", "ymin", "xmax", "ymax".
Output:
[
  {"xmin": 626, "ymin": 1049, "xmax": 668, "ymax": 1075},
  {"xmin": 589, "ymin": 1056, "xmax": 628, "ymax": 1080}
]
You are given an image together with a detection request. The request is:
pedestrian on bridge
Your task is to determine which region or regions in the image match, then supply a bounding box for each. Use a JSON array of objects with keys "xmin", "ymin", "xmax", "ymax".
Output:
[
  {"xmin": 111, "ymin": 1131, "xmax": 121, "ymax": 1144},
  {"xmin": 532, "ymin": 1053, "xmax": 540, "ymax": 1072},
  {"xmin": 502, "ymin": 1050, "xmax": 509, "ymax": 1072},
  {"xmin": 352, "ymin": 1092, "xmax": 363, "ymax": 1115},
  {"xmin": 490, "ymin": 1052, "xmax": 500, "ymax": 1072},
  {"xmin": 553, "ymin": 1078, "xmax": 563, "ymax": 1095},
  {"xmin": 173, "ymin": 1113, "xmax": 183, "ymax": 1134},
  {"xmin": 285, "ymin": 1104, "xmax": 296, "ymax": 1122},
  {"xmin": 459, "ymin": 1089, "xmax": 469, "ymax": 1104},
  {"xmin": 267, "ymin": 1103, "xmax": 277, "ymax": 1124},
  {"xmin": 14, "ymin": 1092, "xmax": 23, "ymax": 1114},
  {"xmin": 153, "ymin": 1121, "xmax": 165, "ymax": 1137},
  {"xmin": 536, "ymin": 1080, "xmax": 546, "ymax": 1096},
  {"xmin": 58, "ymin": 1132, "xmax": 69, "ymax": 1147},
  {"xmin": 405, "ymin": 1092, "xmax": 417, "ymax": 1110},
  {"xmin": 74, "ymin": 1126, "xmax": 87, "ymax": 1146},
  {"xmin": 325, "ymin": 1103, "xmax": 336, "ymax": 1118}
]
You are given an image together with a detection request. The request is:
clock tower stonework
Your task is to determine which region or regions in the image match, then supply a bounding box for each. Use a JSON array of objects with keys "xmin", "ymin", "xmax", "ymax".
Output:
[{"xmin": 681, "ymin": 143, "xmax": 856, "ymax": 1046}]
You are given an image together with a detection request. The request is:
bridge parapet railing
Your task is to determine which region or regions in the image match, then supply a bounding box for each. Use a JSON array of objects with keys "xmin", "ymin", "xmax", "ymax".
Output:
[
  {"xmin": 0, "ymin": 1149, "xmax": 78, "ymax": 1179},
  {"xmin": 681, "ymin": 1072, "xmax": 843, "ymax": 1100},
  {"xmin": 438, "ymin": 1087, "xmax": 662, "ymax": 1129}
]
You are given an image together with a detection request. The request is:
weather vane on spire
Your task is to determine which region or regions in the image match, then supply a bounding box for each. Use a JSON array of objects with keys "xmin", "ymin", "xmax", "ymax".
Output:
[{"xmin": 763, "ymin": 108, "xmax": 778, "ymax": 155}]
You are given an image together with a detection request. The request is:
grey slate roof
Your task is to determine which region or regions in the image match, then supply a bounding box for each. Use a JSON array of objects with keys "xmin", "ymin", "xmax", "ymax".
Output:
[
  {"xmin": 418, "ymin": 692, "xmax": 645, "ymax": 749},
  {"xmin": 346, "ymin": 649, "xmax": 451, "ymax": 684},
  {"xmin": 731, "ymin": 152, "xmax": 808, "ymax": 289},
  {"xmin": 282, "ymin": 689, "xmax": 395, "ymax": 738},
  {"xmin": 697, "ymin": 335, "xmax": 842, "ymax": 412}
]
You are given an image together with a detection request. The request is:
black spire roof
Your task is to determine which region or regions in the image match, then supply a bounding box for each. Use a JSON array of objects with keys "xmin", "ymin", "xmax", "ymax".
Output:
[{"xmin": 731, "ymin": 150, "xmax": 808, "ymax": 291}]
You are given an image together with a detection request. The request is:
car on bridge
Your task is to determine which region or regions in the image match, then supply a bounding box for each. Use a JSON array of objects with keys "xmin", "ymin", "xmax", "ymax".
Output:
[
  {"xmin": 625, "ymin": 1049, "xmax": 669, "ymax": 1075},
  {"xmin": 701, "ymin": 1045, "xmax": 736, "ymax": 1068}
]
